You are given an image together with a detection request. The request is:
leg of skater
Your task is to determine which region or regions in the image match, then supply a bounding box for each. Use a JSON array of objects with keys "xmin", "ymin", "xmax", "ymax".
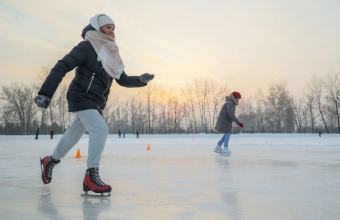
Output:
[
  {"xmin": 214, "ymin": 134, "xmax": 225, "ymax": 153},
  {"xmin": 77, "ymin": 109, "xmax": 111, "ymax": 194},
  {"xmin": 41, "ymin": 115, "xmax": 86, "ymax": 184},
  {"xmin": 222, "ymin": 133, "xmax": 232, "ymax": 155}
]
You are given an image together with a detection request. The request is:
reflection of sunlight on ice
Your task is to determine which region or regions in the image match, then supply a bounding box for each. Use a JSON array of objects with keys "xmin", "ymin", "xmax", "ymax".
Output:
[
  {"xmin": 0, "ymin": 134, "xmax": 339, "ymax": 219},
  {"xmin": 82, "ymin": 197, "xmax": 111, "ymax": 220},
  {"xmin": 38, "ymin": 187, "xmax": 63, "ymax": 219}
]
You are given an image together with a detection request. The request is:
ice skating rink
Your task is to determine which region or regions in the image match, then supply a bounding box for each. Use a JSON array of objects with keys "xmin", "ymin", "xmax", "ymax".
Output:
[{"xmin": 0, "ymin": 133, "xmax": 339, "ymax": 220}]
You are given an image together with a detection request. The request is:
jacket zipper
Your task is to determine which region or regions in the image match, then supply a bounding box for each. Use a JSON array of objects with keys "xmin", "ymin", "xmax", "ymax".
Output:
[
  {"xmin": 86, "ymin": 73, "xmax": 95, "ymax": 93},
  {"xmin": 103, "ymin": 74, "xmax": 110, "ymax": 94},
  {"xmin": 100, "ymin": 74, "xmax": 110, "ymax": 107}
]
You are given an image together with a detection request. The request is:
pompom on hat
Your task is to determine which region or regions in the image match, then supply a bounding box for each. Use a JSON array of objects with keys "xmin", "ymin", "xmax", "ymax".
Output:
[
  {"xmin": 231, "ymin": 91, "xmax": 241, "ymax": 99},
  {"xmin": 89, "ymin": 14, "xmax": 115, "ymax": 31}
]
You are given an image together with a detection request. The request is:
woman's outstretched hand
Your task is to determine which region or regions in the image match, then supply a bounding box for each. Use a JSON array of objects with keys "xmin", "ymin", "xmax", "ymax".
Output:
[
  {"xmin": 139, "ymin": 73, "xmax": 154, "ymax": 83},
  {"xmin": 35, "ymin": 95, "xmax": 51, "ymax": 109}
]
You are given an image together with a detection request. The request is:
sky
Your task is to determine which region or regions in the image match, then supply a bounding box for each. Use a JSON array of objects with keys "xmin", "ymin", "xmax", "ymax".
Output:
[{"xmin": 1, "ymin": 0, "xmax": 340, "ymax": 99}]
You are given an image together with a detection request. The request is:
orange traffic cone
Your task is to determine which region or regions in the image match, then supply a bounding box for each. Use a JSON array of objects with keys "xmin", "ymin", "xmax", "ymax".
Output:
[
  {"xmin": 76, "ymin": 149, "xmax": 81, "ymax": 158},
  {"xmin": 147, "ymin": 144, "xmax": 150, "ymax": 150}
]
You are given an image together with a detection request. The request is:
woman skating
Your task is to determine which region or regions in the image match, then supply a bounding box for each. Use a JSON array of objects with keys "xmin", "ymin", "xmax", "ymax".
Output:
[
  {"xmin": 214, "ymin": 92, "xmax": 243, "ymax": 155},
  {"xmin": 35, "ymin": 14, "xmax": 154, "ymax": 195}
]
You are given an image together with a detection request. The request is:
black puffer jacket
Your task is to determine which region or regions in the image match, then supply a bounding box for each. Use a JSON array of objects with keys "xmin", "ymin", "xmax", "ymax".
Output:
[{"xmin": 38, "ymin": 25, "xmax": 146, "ymax": 113}]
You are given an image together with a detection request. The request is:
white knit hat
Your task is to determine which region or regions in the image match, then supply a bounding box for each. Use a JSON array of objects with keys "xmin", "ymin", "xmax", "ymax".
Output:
[
  {"xmin": 98, "ymin": 15, "xmax": 114, "ymax": 27},
  {"xmin": 89, "ymin": 14, "xmax": 115, "ymax": 31}
]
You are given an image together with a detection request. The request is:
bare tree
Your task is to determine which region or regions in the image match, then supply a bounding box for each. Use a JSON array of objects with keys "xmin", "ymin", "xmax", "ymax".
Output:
[
  {"xmin": 264, "ymin": 81, "xmax": 291, "ymax": 133},
  {"xmin": 304, "ymin": 92, "xmax": 319, "ymax": 132},
  {"xmin": 140, "ymin": 83, "xmax": 157, "ymax": 134},
  {"xmin": 36, "ymin": 66, "xmax": 52, "ymax": 86},
  {"xmin": 123, "ymin": 95, "xmax": 144, "ymax": 133},
  {"xmin": 324, "ymin": 105, "xmax": 337, "ymax": 132},
  {"xmin": 0, "ymin": 106, "xmax": 15, "ymax": 135},
  {"xmin": 168, "ymin": 95, "xmax": 187, "ymax": 133},
  {"xmin": 54, "ymin": 85, "xmax": 68, "ymax": 133},
  {"xmin": 34, "ymin": 66, "xmax": 59, "ymax": 132},
  {"xmin": 194, "ymin": 79, "xmax": 210, "ymax": 133},
  {"xmin": 307, "ymin": 76, "xmax": 329, "ymax": 133},
  {"xmin": 157, "ymin": 87, "xmax": 171, "ymax": 133},
  {"xmin": 0, "ymin": 82, "xmax": 38, "ymax": 135},
  {"xmin": 323, "ymin": 72, "xmax": 340, "ymax": 134},
  {"xmin": 134, "ymin": 95, "xmax": 146, "ymax": 133},
  {"xmin": 181, "ymin": 84, "xmax": 197, "ymax": 133},
  {"xmin": 292, "ymin": 98, "xmax": 304, "ymax": 132},
  {"xmin": 254, "ymin": 89, "xmax": 266, "ymax": 132},
  {"xmin": 105, "ymin": 96, "xmax": 126, "ymax": 134},
  {"xmin": 102, "ymin": 102, "xmax": 113, "ymax": 126},
  {"xmin": 209, "ymin": 81, "xmax": 229, "ymax": 132},
  {"xmin": 238, "ymin": 97, "xmax": 256, "ymax": 131},
  {"xmin": 283, "ymin": 96, "xmax": 296, "ymax": 133}
]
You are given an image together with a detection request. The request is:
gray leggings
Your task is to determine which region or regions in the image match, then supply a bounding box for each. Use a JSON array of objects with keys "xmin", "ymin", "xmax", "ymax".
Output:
[{"xmin": 51, "ymin": 109, "xmax": 108, "ymax": 168}]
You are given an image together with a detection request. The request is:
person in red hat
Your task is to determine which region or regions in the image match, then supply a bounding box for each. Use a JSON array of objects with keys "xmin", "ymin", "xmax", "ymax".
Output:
[{"xmin": 214, "ymin": 91, "xmax": 244, "ymax": 155}]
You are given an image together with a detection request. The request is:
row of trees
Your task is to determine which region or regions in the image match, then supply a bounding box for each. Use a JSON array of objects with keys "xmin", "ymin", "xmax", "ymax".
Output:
[
  {"xmin": 237, "ymin": 73, "xmax": 340, "ymax": 134},
  {"xmin": 0, "ymin": 68, "xmax": 339, "ymax": 135}
]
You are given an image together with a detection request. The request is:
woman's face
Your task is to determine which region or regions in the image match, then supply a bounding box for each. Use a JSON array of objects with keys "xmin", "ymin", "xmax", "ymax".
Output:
[{"xmin": 100, "ymin": 24, "xmax": 115, "ymax": 37}]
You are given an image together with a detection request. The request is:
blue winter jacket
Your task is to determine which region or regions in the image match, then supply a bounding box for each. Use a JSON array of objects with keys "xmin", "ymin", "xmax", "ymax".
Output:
[{"xmin": 38, "ymin": 25, "xmax": 146, "ymax": 113}]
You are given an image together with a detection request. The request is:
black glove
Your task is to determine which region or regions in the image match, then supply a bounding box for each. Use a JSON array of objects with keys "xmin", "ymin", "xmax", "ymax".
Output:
[
  {"xmin": 139, "ymin": 73, "xmax": 154, "ymax": 83},
  {"xmin": 34, "ymin": 95, "xmax": 51, "ymax": 109}
]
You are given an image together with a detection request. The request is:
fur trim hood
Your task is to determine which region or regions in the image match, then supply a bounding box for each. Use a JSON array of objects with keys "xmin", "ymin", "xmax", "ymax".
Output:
[{"xmin": 226, "ymin": 94, "xmax": 239, "ymax": 106}]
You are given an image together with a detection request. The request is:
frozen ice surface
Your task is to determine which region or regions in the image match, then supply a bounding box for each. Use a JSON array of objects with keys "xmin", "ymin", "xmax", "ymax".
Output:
[{"xmin": 0, "ymin": 133, "xmax": 340, "ymax": 219}]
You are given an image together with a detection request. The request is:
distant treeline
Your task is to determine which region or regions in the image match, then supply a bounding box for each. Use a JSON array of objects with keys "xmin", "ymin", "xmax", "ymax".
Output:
[{"xmin": 0, "ymin": 68, "xmax": 339, "ymax": 135}]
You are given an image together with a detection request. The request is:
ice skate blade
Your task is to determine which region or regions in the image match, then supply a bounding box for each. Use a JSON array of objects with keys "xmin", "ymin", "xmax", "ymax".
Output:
[
  {"xmin": 39, "ymin": 157, "xmax": 46, "ymax": 185},
  {"xmin": 39, "ymin": 157, "xmax": 43, "ymax": 172},
  {"xmin": 81, "ymin": 192, "xmax": 111, "ymax": 197},
  {"xmin": 213, "ymin": 151, "xmax": 222, "ymax": 154}
]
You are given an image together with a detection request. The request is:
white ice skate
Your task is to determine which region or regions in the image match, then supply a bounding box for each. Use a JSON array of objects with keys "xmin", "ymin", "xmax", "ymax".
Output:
[
  {"xmin": 222, "ymin": 147, "xmax": 231, "ymax": 156},
  {"xmin": 213, "ymin": 145, "xmax": 222, "ymax": 154}
]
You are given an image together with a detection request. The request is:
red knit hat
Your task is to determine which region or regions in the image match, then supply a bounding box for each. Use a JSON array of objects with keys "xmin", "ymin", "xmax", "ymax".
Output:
[{"xmin": 231, "ymin": 91, "xmax": 241, "ymax": 99}]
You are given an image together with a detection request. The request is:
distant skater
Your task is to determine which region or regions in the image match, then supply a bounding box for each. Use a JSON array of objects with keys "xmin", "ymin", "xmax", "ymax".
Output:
[
  {"xmin": 123, "ymin": 130, "xmax": 126, "ymax": 138},
  {"xmin": 35, "ymin": 127, "xmax": 40, "ymax": 140},
  {"xmin": 214, "ymin": 92, "xmax": 244, "ymax": 156},
  {"xmin": 136, "ymin": 130, "xmax": 139, "ymax": 138},
  {"xmin": 35, "ymin": 13, "xmax": 154, "ymax": 196},
  {"xmin": 118, "ymin": 129, "xmax": 121, "ymax": 138},
  {"xmin": 318, "ymin": 130, "xmax": 322, "ymax": 137},
  {"xmin": 50, "ymin": 128, "xmax": 54, "ymax": 139}
]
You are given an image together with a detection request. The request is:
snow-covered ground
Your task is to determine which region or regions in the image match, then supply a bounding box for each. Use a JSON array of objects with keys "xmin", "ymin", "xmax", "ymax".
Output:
[{"xmin": 0, "ymin": 133, "xmax": 339, "ymax": 219}]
